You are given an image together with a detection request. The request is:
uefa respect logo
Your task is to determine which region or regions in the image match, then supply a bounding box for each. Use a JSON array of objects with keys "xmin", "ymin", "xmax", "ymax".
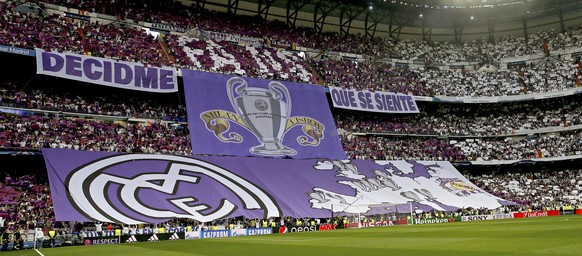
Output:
[{"xmin": 65, "ymin": 154, "xmax": 281, "ymax": 224}]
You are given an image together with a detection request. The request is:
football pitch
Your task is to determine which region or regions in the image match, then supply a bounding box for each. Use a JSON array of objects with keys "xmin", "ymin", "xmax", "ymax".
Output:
[{"xmin": 7, "ymin": 215, "xmax": 582, "ymax": 256}]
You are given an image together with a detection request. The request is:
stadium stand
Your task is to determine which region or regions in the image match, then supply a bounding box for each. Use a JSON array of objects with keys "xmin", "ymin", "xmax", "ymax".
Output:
[
  {"xmin": 1, "ymin": 167, "xmax": 579, "ymax": 233},
  {"xmin": 0, "ymin": 1, "xmax": 171, "ymax": 67},
  {"xmin": 1, "ymin": 166, "xmax": 579, "ymax": 242},
  {"xmin": 467, "ymin": 169, "xmax": 582, "ymax": 210},
  {"xmin": 0, "ymin": 0, "xmax": 581, "ymax": 161},
  {"xmin": 334, "ymin": 95, "xmax": 582, "ymax": 136},
  {"xmin": 2, "ymin": 0, "xmax": 582, "ymax": 96},
  {"xmin": 312, "ymin": 56, "xmax": 580, "ymax": 97},
  {"xmin": 0, "ymin": 174, "xmax": 53, "ymax": 231},
  {"xmin": 0, "ymin": 112, "xmax": 191, "ymax": 154},
  {"xmin": 0, "ymin": 80, "xmax": 187, "ymax": 121},
  {"xmin": 341, "ymin": 131, "xmax": 582, "ymax": 161},
  {"xmin": 40, "ymin": 0, "xmax": 582, "ymax": 63},
  {"xmin": 2, "ymin": 75, "xmax": 582, "ymax": 161},
  {"xmin": 417, "ymin": 58, "xmax": 579, "ymax": 97},
  {"xmin": 171, "ymin": 36, "xmax": 316, "ymax": 83},
  {"xmin": 1, "ymin": 0, "xmax": 582, "ymax": 252}
]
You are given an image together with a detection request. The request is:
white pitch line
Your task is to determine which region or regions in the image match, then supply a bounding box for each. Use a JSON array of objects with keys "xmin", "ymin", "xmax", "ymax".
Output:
[{"xmin": 34, "ymin": 249, "xmax": 46, "ymax": 256}]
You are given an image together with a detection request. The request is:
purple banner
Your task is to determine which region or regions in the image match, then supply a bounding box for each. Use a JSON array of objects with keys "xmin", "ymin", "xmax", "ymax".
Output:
[
  {"xmin": 36, "ymin": 49, "xmax": 177, "ymax": 93},
  {"xmin": 182, "ymin": 70, "xmax": 346, "ymax": 159},
  {"xmin": 43, "ymin": 149, "xmax": 514, "ymax": 224},
  {"xmin": 329, "ymin": 86, "xmax": 419, "ymax": 114}
]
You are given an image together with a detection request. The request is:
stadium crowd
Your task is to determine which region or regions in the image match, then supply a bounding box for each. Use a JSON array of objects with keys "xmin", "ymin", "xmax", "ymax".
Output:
[
  {"xmin": 0, "ymin": 172, "xmax": 53, "ymax": 251},
  {"xmin": 467, "ymin": 169, "xmax": 582, "ymax": 210},
  {"xmin": 0, "ymin": 112, "xmax": 191, "ymax": 155},
  {"xmin": 335, "ymin": 96, "xmax": 582, "ymax": 136},
  {"xmin": 313, "ymin": 57, "xmax": 580, "ymax": 97},
  {"xmin": 0, "ymin": 81, "xmax": 187, "ymax": 121},
  {"xmin": 341, "ymin": 135, "xmax": 467, "ymax": 161},
  {"xmin": 1, "ymin": 167, "xmax": 580, "ymax": 248},
  {"xmin": 1, "ymin": 0, "xmax": 582, "ymax": 162},
  {"xmin": 0, "ymin": 106, "xmax": 581, "ymax": 161},
  {"xmin": 0, "ymin": 175, "xmax": 53, "ymax": 231},
  {"xmin": 311, "ymin": 60, "xmax": 429, "ymax": 95},
  {"xmin": 35, "ymin": 0, "xmax": 582, "ymax": 63},
  {"xmin": 0, "ymin": 0, "xmax": 581, "ymax": 253},
  {"xmin": 3, "ymin": 76, "xmax": 581, "ymax": 139},
  {"xmin": 341, "ymin": 131, "xmax": 582, "ymax": 161},
  {"xmin": 391, "ymin": 26, "xmax": 582, "ymax": 63},
  {"xmin": 0, "ymin": 0, "xmax": 582, "ymax": 97},
  {"xmin": 170, "ymin": 36, "xmax": 317, "ymax": 83},
  {"xmin": 0, "ymin": 1, "xmax": 172, "ymax": 67},
  {"xmin": 418, "ymin": 59, "xmax": 579, "ymax": 97}
]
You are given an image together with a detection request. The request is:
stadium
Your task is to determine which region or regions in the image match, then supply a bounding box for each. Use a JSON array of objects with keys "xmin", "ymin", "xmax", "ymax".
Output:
[{"xmin": 1, "ymin": 0, "xmax": 582, "ymax": 255}]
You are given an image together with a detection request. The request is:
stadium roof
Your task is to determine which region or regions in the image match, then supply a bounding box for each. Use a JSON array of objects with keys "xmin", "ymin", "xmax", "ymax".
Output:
[{"xmin": 195, "ymin": 0, "xmax": 582, "ymax": 41}]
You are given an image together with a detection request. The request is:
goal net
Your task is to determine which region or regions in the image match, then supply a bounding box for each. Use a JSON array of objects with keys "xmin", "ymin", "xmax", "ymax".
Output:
[{"xmin": 336, "ymin": 202, "xmax": 414, "ymax": 228}]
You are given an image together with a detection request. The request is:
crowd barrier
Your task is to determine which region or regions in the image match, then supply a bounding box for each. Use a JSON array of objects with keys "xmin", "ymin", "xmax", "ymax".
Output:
[
  {"xmin": 1, "ymin": 210, "xmax": 580, "ymax": 251},
  {"xmin": 461, "ymin": 213, "xmax": 514, "ymax": 221},
  {"xmin": 512, "ymin": 210, "xmax": 560, "ymax": 218}
]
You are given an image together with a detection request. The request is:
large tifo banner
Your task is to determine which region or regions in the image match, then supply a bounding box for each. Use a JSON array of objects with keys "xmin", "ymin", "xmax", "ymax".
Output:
[
  {"xmin": 43, "ymin": 149, "xmax": 514, "ymax": 224},
  {"xmin": 35, "ymin": 49, "xmax": 178, "ymax": 93},
  {"xmin": 329, "ymin": 87, "xmax": 419, "ymax": 113},
  {"xmin": 182, "ymin": 70, "xmax": 346, "ymax": 159}
]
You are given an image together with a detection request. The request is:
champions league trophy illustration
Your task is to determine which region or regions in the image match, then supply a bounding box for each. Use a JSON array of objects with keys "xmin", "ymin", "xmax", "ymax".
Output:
[{"xmin": 227, "ymin": 77, "xmax": 297, "ymax": 156}]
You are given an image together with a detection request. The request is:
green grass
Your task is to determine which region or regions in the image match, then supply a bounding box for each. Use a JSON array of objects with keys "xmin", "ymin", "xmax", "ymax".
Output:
[{"xmin": 6, "ymin": 215, "xmax": 582, "ymax": 256}]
